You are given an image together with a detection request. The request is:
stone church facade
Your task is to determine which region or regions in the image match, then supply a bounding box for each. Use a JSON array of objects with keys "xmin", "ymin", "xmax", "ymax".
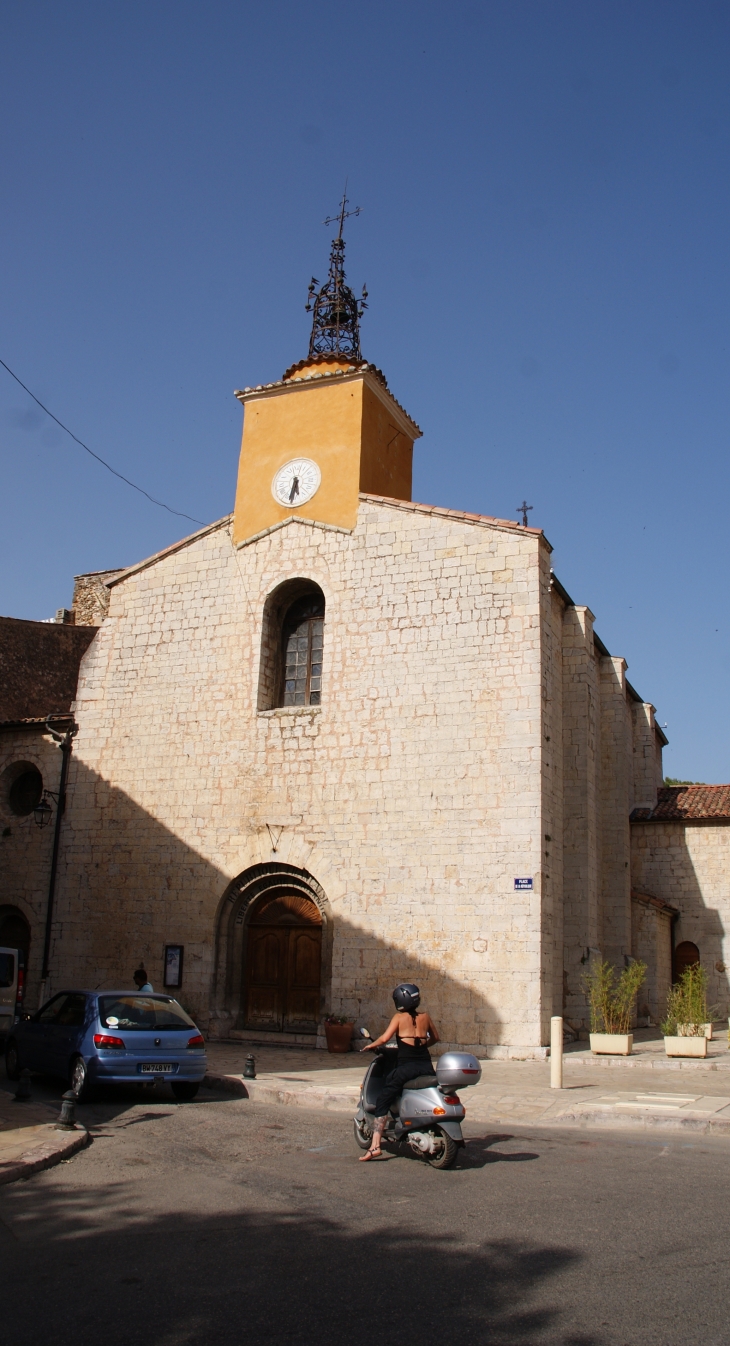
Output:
[{"xmin": 2, "ymin": 229, "xmax": 728, "ymax": 1053}]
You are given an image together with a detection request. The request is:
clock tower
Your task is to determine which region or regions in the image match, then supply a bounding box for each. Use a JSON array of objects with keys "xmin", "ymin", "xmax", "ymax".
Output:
[{"xmin": 232, "ymin": 202, "xmax": 421, "ymax": 547}]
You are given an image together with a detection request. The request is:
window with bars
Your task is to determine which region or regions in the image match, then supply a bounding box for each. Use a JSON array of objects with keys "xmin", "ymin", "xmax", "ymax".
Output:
[{"xmin": 281, "ymin": 595, "xmax": 325, "ymax": 706}]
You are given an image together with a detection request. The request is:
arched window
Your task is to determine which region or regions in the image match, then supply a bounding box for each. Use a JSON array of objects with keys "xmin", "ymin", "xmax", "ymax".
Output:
[
  {"xmin": 281, "ymin": 594, "xmax": 324, "ymax": 706},
  {"xmin": 257, "ymin": 580, "xmax": 326, "ymax": 712}
]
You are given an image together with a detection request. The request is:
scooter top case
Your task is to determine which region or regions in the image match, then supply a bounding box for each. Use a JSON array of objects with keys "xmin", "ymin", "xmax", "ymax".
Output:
[{"xmin": 436, "ymin": 1052, "xmax": 482, "ymax": 1090}]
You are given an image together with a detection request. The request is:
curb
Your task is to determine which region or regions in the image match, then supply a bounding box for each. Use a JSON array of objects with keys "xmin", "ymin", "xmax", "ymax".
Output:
[
  {"xmin": 204, "ymin": 1071, "xmax": 360, "ymax": 1112},
  {"xmin": 205, "ymin": 1072, "xmax": 730, "ymax": 1138},
  {"xmin": 544, "ymin": 1108, "xmax": 730, "ymax": 1136},
  {"xmin": 0, "ymin": 1124, "xmax": 89, "ymax": 1186},
  {"xmin": 563, "ymin": 1055, "xmax": 730, "ymax": 1073}
]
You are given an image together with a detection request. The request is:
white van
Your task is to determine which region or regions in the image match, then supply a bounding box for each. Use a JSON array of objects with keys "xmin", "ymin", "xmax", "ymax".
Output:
[{"xmin": 0, "ymin": 948, "xmax": 25, "ymax": 1042}]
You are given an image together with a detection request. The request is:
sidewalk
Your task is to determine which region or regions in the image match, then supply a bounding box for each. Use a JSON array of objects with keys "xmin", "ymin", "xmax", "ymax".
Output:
[
  {"xmin": 204, "ymin": 1032, "xmax": 730, "ymax": 1136},
  {"xmin": 0, "ymin": 1085, "xmax": 89, "ymax": 1184}
]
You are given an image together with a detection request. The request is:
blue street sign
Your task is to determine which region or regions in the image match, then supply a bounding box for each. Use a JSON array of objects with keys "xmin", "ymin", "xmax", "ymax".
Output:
[{"xmin": 514, "ymin": 877, "xmax": 533, "ymax": 891}]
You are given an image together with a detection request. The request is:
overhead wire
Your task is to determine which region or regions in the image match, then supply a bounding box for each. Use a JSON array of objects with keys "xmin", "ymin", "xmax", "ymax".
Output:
[{"xmin": 0, "ymin": 356, "xmax": 204, "ymax": 526}]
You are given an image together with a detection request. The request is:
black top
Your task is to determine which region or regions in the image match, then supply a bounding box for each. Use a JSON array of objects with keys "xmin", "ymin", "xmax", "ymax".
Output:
[{"xmin": 395, "ymin": 1030, "xmax": 432, "ymax": 1064}]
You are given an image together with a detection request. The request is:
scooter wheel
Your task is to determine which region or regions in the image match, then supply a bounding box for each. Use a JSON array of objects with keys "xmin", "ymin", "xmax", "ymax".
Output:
[
  {"xmin": 428, "ymin": 1128, "xmax": 459, "ymax": 1169},
  {"xmin": 353, "ymin": 1118, "xmax": 372, "ymax": 1150}
]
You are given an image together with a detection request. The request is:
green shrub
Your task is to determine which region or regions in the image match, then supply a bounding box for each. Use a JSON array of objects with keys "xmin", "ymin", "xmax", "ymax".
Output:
[
  {"xmin": 661, "ymin": 964, "xmax": 715, "ymax": 1037},
  {"xmin": 581, "ymin": 959, "xmax": 647, "ymax": 1035}
]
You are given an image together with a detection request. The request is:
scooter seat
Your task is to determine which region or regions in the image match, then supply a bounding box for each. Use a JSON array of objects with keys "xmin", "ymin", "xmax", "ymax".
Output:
[{"xmin": 402, "ymin": 1075, "xmax": 438, "ymax": 1090}]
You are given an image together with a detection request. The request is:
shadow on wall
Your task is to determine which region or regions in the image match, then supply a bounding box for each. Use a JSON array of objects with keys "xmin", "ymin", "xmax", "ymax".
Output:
[
  {"xmin": 0, "ymin": 1178, "xmax": 593, "ymax": 1346},
  {"xmin": 631, "ymin": 822, "xmax": 730, "ymax": 1018},
  {"xmin": 39, "ymin": 758, "xmax": 505, "ymax": 1048}
]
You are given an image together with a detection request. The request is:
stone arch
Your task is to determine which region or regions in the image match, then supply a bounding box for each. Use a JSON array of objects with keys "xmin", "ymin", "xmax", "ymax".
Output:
[{"xmin": 211, "ymin": 862, "xmax": 333, "ymax": 1037}]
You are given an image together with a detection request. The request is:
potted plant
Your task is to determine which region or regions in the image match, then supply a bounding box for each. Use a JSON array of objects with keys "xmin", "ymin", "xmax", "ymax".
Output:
[
  {"xmin": 582, "ymin": 958, "xmax": 647, "ymax": 1055},
  {"xmin": 323, "ymin": 1014, "xmax": 354, "ymax": 1053},
  {"xmin": 662, "ymin": 965, "xmax": 716, "ymax": 1057}
]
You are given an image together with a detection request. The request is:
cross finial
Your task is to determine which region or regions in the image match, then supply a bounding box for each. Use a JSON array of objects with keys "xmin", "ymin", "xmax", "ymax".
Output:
[
  {"xmin": 517, "ymin": 500, "xmax": 533, "ymax": 527},
  {"xmin": 306, "ymin": 187, "xmax": 367, "ymax": 360},
  {"xmin": 323, "ymin": 181, "xmax": 362, "ymax": 239}
]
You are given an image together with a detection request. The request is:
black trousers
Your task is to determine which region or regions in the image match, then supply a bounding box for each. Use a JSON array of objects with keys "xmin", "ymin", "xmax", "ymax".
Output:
[{"xmin": 373, "ymin": 1058, "xmax": 435, "ymax": 1117}]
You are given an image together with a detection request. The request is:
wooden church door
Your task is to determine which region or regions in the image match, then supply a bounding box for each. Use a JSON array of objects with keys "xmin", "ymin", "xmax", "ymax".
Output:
[{"xmin": 244, "ymin": 893, "xmax": 322, "ymax": 1033}]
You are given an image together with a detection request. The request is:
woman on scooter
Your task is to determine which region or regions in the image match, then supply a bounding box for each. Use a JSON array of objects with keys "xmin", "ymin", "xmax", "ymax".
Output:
[{"xmin": 358, "ymin": 983, "xmax": 440, "ymax": 1161}]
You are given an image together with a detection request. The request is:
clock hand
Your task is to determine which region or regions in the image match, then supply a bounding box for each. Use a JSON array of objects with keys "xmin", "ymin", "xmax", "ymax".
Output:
[{"xmin": 289, "ymin": 476, "xmax": 300, "ymax": 502}]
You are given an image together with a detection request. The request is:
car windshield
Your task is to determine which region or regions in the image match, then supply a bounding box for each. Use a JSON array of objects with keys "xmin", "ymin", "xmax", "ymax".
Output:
[{"xmin": 98, "ymin": 995, "xmax": 196, "ymax": 1031}]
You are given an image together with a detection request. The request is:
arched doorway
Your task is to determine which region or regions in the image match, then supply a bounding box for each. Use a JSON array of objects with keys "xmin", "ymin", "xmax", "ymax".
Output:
[
  {"xmin": 0, "ymin": 906, "xmax": 31, "ymax": 964},
  {"xmin": 245, "ymin": 892, "xmax": 322, "ymax": 1032},
  {"xmin": 674, "ymin": 941, "xmax": 700, "ymax": 983}
]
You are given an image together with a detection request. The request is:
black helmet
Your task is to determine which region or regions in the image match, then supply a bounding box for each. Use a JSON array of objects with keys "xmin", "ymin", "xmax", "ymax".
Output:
[{"xmin": 392, "ymin": 983, "xmax": 420, "ymax": 1013}]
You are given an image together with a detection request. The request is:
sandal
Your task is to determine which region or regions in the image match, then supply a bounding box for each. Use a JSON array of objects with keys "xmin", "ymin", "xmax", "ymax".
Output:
[{"xmin": 359, "ymin": 1146, "xmax": 383, "ymax": 1161}]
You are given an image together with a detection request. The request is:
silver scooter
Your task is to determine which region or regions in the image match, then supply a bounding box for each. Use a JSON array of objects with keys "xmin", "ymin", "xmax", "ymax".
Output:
[{"xmin": 353, "ymin": 1030, "xmax": 482, "ymax": 1169}]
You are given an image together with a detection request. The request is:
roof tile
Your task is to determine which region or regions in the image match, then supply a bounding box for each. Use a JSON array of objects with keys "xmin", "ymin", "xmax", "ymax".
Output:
[{"xmin": 634, "ymin": 785, "xmax": 730, "ymax": 822}]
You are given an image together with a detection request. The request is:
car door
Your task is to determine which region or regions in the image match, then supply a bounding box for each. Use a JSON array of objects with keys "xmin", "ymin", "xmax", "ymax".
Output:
[
  {"xmin": 46, "ymin": 993, "xmax": 88, "ymax": 1081},
  {"xmin": 22, "ymin": 994, "xmax": 69, "ymax": 1071}
]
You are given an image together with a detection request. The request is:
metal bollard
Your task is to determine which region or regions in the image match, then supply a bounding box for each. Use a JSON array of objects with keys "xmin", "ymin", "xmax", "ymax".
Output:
[
  {"xmin": 550, "ymin": 1016, "xmax": 563, "ymax": 1090},
  {"xmin": 243, "ymin": 1054, "xmax": 256, "ymax": 1080},
  {"xmin": 13, "ymin": 1069, "xmax": 32, "ymax": 1102},
  {"xmin": 54, "ymin": 1090, "xmax": 78, "ymax": 1131}
]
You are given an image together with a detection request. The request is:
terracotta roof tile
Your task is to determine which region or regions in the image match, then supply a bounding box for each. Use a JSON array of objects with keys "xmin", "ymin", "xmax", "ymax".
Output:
[
  {"xmin": 632, "ymin": 785, "xmax": 730, "ymax": 822},
  {"xmin": 0, "ymin": 618, "xmax": 97, "ymax": 721}
]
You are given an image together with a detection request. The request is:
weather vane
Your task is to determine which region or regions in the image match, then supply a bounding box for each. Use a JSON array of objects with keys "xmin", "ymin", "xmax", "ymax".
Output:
[
  {"xmin": 517, "ymin": 500, "xmax": 533, "ymax": 527},
  {"xmin": 305, "ymin": 184, "xmax": 367, "ymax": 360}
]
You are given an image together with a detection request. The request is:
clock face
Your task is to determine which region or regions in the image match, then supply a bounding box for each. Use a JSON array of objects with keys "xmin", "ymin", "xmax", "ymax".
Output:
[{"xmin": 272, "ymin": 458, "xmax": 321, "ymax": 508}]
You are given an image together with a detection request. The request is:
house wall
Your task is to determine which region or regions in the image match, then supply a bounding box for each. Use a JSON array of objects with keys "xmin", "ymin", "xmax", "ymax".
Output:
[
  {"xmin": 561, "ymin": 606, "xmax": 600, "ymax": 1029},
  {"xmin": 631, "ymin": 821, "xmax": 730, "ymax": 1017},
  {"xmin": 0, "ymin": 728, "xmax": 65, "ymax": 1005},
  {"xmin": 53, "ymin": 498, "xmax": 553, "ymax": 1054},
  {"xmin": 631, "ymin": 896, "xmax": 673, "ymax": 1024}
]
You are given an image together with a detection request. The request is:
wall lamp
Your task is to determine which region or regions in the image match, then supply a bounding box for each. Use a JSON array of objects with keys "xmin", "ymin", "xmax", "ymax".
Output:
[{"xmin": 33, "ymin": 790, "xmax": 58, "ymax": 829}]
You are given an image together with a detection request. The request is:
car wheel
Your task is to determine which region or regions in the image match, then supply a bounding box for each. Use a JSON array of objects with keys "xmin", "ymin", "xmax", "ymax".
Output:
[
  {"xmin": 428, "ymin": 1128, "xmax": 459, "ymax": 1169},
  {"xmin": 5, "ymin": 1040, "xmax": 21, "ymax": 1081},
  {"xmin": 171, "ymin": 1081, "xmax": 199, "ymax": 1101},
  {"xmin": 70, "ymin": 1055, "xmax": 93, "ymax": 1102}
]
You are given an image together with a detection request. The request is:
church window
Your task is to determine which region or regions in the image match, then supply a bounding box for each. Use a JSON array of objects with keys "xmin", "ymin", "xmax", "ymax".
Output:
[{"xmin": 281, "ymin": 595, "xmax": 325, "ymax": 706}]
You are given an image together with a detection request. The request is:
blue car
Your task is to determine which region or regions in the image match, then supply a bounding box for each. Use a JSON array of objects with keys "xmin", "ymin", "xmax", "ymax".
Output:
[{"xmin": 5, "ymin": 990, "xmax": 208, "ymax": 1101}]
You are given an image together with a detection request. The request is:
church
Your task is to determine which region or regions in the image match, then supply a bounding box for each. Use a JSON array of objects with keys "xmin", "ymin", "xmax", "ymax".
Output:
[{"xmin": 2, "ymin": 215, "xmax": 729, "ymax": 1055}]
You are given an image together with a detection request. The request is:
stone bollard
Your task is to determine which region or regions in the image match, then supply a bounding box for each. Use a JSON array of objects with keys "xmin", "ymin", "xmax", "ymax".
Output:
[
  {"xmin": 13, "ymin": 1069, "xmax": 32, "ymax": 1102},
  {"xmin": 550, "ymin": 1016, "xmax": 564, "ymax": 1090},
  {"xmin": 243, "ymin": 1054, "xmax": 256, "ymax": 1080},
  {"xmin": 54, "ymin": 1090, "xmax": 78, "ymax": 1131}
]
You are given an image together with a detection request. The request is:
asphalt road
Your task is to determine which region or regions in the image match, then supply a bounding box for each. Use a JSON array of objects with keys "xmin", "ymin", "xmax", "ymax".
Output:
[{"xmin": 0, "ymin": 1076, "xmax": 729, "ymax": 1346}]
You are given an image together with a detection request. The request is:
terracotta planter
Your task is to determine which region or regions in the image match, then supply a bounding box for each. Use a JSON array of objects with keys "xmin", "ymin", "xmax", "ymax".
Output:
[
  {"xmin": 324, "ymin": 1022, "xmax": 353, "ymax": 1053},
  {"xmin": 677, "ymin": 1022, "xmax": 713, "ymax": 1039},
  {"xmin": 664, "ymin": 1034, "xmax": 708, "ymax": 1057},
  {"xmin": 590, "ymin": 1033, "xmax": 633, "ymax": 1056}
]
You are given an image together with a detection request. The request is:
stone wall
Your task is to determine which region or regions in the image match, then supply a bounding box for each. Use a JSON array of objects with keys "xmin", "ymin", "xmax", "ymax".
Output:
[
  {"xmin": 0, "ymin": 727, "xmax": 66, "ymax": 1005},
  {"xmin": 561, "ymin": 605, "xmax": 600, "ymax": 1029},
  {"xmin": 53, "ymin": 498, "xmax": 554, "ymax": 1053},
  {"xmin": 631, "ymin": 820, "xmax": 730, "ymax": 1017},
  {"xmin": 72, "ymin": 570, "xmax": 123, "ymax": 626},
  {"xmin": 631, "ymin": 893, "xmax": 673, "ymax": 1024}
]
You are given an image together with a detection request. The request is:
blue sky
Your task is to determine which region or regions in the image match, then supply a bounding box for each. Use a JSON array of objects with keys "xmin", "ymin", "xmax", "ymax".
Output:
[{"xmin": 0, "ymin": 1, "xmax": 728, "ymax": 781}]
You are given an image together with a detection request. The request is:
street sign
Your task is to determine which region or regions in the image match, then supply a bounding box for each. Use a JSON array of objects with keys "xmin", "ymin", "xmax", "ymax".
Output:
[{"xmin": 514, "ymin": 877, "xmax": 533, "ymax": 891}]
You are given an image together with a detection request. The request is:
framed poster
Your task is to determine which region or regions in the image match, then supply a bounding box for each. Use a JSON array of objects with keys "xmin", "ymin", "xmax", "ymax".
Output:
[{"xmin": 164, "ymin": 944, "xmax": 184, "ymax": 988}]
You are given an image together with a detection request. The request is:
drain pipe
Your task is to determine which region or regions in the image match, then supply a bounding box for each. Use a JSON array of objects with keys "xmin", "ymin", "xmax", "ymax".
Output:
[{"xmin": 38, "ymin": 718, "xmax": 78, "ymax": 1007}]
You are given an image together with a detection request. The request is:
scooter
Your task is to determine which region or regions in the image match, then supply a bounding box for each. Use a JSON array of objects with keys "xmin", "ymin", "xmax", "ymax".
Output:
[{"xmin": 353, "ymin": 1030, "xmax": 482, "ymax": 1169}]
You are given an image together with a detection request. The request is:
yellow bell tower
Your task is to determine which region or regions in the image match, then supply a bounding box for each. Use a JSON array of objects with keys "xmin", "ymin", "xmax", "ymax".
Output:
[{"xmin": 232, "ymin": 200, "xmax": 421, "ymax": 547}]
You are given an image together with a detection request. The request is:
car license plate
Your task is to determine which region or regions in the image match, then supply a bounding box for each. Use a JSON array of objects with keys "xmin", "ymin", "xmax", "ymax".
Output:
[{"xmin": 139, "ymin": 1063, "xmax": 174, "ymax": 1074}]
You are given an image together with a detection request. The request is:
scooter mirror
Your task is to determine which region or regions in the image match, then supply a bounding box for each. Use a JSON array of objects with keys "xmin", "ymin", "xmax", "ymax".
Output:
[{"xmin": 358, "ymin": 1027, "xmax": 371, "ymax": 1038}]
